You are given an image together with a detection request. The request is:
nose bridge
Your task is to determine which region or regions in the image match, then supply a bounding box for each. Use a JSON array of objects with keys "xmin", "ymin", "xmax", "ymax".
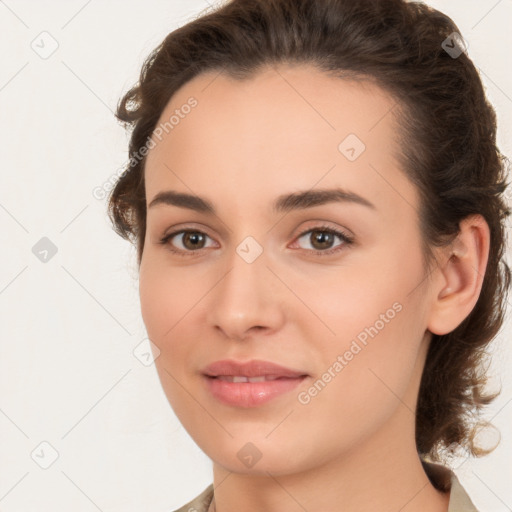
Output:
[
  {"xmin": 220, "ymin": 238, "xmax": 269, "ymax": 314},
  {"xmin": 207, "ymin": 236, "xmax": 284, "ymax": 339}
]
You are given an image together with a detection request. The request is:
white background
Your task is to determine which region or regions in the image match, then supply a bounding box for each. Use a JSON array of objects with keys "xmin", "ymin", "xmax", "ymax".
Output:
[{"xmin": 0, "ymin": 1, "xmax": 511, "ymax": 510}]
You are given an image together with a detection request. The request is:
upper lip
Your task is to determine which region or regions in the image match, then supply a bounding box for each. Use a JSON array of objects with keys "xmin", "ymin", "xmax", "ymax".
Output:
[{"xmin": 202, "ymin": 359, "xmax": 308, "ymax": 378}]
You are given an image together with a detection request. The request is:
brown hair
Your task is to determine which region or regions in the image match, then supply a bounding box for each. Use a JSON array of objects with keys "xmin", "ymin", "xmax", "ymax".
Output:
[{"xmin": 107, "ymin": 0, "xmax": 511, "ymax": 479}]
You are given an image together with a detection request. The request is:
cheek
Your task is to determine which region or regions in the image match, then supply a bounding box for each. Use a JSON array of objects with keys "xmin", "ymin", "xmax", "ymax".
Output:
[
  {"xmin": 139, "ymin": 267, "xmax": 164, "ymax": 338},
  {"xmin": 293, "ymin": 247, "xmax": 425, "ymax": 399},
  {"xmin": 138, "ymin": 258, "xmax": 208, "ymax": 376},
  {"xmin": 138, "ymin": 261, "xmax": 196, "ymax": 409},
  {"xmin": 294, "ymin": 304, "xmax": 422, "ymax": 449},
  {"xmin": 138, "ymin": 257, "xmax": 184, "ymax": 343},
  {"xmin": 289, "ymin": 264, "xmax": 404, "ymax": 346}
]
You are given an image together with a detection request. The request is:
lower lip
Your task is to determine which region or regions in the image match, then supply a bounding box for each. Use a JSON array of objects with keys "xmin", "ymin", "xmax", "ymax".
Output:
[{"xmin": 202, "ymin": 375, "xmax": 307, "ymax": 407}]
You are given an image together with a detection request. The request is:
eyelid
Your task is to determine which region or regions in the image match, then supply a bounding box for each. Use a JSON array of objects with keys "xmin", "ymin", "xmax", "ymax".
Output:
[
  {"xmin": 162, "ymin": 223, "xmax": 215, "ymax": 241},
  {"xmin": 292, "ymin": 220, "xmax": 354, "ymax": 240}
]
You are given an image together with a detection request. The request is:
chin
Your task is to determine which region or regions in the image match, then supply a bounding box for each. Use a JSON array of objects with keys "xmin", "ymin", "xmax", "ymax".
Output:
[{"xmin": 195, "ymin": 434, "xmax": 316, "ymax": 476}]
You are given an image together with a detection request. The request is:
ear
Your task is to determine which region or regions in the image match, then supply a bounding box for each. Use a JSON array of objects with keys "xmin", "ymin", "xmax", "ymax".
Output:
[{"xmin": 426, "ymin": 214, "xmax": 490, "ymax": 335}]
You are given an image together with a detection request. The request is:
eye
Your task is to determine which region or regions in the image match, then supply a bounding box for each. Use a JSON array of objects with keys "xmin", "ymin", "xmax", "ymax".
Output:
[
  {"xmin": 291, "ymin": 225, "xmax": 354, "ymax": 256},
  {"xmin": 159, "ymin": 229, "xmax": 216, "ymax": 255}
]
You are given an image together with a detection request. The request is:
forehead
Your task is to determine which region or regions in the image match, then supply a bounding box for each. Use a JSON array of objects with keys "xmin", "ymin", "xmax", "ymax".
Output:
[{"xmin": 144, "ymin": 63, "xmax": 418, "ymax": 220}]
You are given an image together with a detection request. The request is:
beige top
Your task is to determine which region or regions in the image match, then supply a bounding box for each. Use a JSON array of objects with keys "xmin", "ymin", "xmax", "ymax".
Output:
[{"xmin": 171, "ymin": 462, "xmax": 479, "ymax": 512}]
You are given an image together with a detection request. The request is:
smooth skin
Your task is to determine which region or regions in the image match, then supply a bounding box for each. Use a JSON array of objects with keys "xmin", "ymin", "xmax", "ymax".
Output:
[{"xmin": 139, "ymin": 63, "xmax": 489, "ymax": 512}]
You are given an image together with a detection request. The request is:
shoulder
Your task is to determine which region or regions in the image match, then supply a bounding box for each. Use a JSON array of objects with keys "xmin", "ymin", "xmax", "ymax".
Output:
[
  {"xmin": 171, "ymin": 484, "xmax": 214, "ymax": 512},
  {"xmin": 422, "ymin": 459, "xmax": 480, "ymax": 512},
  {"xmin": 448, "ymin": 471, "xmax": 480, "ymax": 512},
  {"xmin": 169, "ymin": 467, "xmax": 481, "ymax": 512}
]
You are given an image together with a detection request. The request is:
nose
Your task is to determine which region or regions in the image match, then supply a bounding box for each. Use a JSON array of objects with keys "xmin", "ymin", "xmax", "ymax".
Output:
[{"xmin": 206, "ymin": 248, "xmax": 286, "ymax": 341}]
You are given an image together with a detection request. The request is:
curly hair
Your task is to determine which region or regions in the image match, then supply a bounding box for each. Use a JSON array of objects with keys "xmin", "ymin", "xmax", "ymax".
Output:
[{"xmin": 107, "ymin": 0, "xmax": 511, "ymax": 485}]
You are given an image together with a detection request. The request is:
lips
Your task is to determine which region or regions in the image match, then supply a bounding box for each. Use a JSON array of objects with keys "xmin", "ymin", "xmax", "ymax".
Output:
[
  {"xmin": 201, "ymin": 359, "xmax": 309, "ymax": 407},
  {"xmin": 201, "ymin": 359, "xmax": 308, "ymax": 379}
]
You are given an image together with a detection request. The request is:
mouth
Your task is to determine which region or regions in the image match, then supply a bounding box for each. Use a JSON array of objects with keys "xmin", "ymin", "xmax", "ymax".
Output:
[{"xmin": 200, "ymin": 359, "xmax": 309, "ymax": 407}]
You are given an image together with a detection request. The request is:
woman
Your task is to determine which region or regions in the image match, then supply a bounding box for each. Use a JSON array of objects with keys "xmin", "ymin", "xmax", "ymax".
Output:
[{"xmin": 108, "ymin": 0, "xmax": 511, "ymax": 510}]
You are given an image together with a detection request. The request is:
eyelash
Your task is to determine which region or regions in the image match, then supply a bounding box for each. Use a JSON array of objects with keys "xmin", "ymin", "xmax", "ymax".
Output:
[{"xmin": 159, "ymin": 224, "xmax": 354, "ymax": 257}]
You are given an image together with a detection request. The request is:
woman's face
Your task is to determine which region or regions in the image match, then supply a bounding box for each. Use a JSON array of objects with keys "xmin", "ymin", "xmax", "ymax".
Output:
[{"xmin": 140, "ymin": 64, "xmax": 438, "ymax": 475}]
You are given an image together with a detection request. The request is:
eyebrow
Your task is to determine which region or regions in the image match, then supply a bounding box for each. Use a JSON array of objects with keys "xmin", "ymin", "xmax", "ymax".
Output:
[{"xmin": 148, "ymin": 187, "xmax": 376, "ymax": 214}]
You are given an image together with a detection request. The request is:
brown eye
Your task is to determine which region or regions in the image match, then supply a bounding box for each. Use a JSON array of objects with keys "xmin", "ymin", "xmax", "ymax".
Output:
[
  {"xmin": 160, "ymin": 229, "xmax": 215, "ymax": 254},
  {"xmin": 294, "ymin": 226, "xmax": 354, "ymax": 256}
]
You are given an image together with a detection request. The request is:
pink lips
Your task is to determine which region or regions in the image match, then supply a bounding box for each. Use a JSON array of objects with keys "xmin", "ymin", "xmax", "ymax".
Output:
[{"xmin": 201, "ymin": 359, "xmax": 309, "ymax": 408}]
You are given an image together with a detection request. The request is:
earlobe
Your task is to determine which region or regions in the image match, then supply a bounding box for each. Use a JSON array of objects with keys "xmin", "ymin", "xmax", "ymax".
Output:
[{"xmin": 427, "ymin": 214, "xmax": 490, "ymax": 336}]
